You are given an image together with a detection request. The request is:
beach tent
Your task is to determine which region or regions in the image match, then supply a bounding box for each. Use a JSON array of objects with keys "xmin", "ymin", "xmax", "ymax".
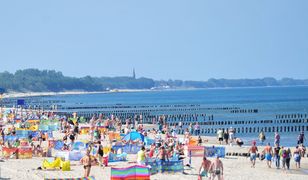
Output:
[{"xmin": 122, "ymin": 132, "xmax": 144, "ymax": 142}]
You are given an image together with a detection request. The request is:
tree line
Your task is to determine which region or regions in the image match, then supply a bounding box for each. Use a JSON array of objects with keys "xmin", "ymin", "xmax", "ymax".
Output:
[{"xmin": 0, "ymin": 69, "xmax": 307, "ymax": 93}]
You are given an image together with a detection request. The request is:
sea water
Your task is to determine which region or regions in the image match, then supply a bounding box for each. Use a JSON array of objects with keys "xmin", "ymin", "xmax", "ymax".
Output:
[{"xmin": 15, "ymin": 86, "xmax": 308, "ymax": 146}]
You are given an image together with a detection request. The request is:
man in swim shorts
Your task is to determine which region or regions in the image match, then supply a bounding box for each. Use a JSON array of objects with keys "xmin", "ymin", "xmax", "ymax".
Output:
[
  {"xmin": 198, "ymin": 156, "xmax": 211, "ymax": 180},
  {"xmin": 263, "ymin": 143, "xmax": 273, "ymax": 168},
  {"xmin": 248, "ymin": 141, "xmax": 258, "ymax": 168},
  {"xmin": 209, "ymin": 154, "xmax": 224, "ymax": 180}
]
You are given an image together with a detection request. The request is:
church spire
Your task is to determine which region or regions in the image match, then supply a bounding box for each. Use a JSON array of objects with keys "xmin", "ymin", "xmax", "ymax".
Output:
[{"xmin": 133, "ymin": 68, "xmax": 136, "ymax": 79}]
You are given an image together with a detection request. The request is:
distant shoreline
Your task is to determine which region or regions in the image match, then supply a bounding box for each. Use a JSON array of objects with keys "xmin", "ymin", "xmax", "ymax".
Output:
[
  {"xmin": 2, "ymin": 89, "xmax": 151, "ymax": 99},
  {"xmin": 2, "ymin": 85, "xmax": 308, "ymax": 99}
]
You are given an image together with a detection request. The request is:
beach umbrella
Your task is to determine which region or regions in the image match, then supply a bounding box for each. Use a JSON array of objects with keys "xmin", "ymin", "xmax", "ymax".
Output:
[{"xmin": 122, "ymin": 132, "xmax": 144, "ymax": 142}]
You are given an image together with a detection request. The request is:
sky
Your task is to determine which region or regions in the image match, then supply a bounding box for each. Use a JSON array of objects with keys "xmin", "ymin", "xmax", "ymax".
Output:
[{"xmin": 0, "ymin": 0, "xmax": 308, "ymax": 81}]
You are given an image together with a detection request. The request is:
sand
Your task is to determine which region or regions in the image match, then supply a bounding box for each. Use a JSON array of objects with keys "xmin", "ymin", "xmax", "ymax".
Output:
[{"xmin": 1, "ymin": 132, "xmax": 307, "ymax": 180}]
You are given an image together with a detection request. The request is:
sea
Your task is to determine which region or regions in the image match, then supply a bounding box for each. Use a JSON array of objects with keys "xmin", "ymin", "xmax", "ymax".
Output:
[{"xmin": 6, "ymin": 86, "xmax": 308, "ymax": 147}]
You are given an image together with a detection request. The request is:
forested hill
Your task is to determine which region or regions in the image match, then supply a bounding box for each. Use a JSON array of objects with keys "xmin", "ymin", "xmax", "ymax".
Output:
[{"xmin": 0, "ymin": 69, "xmax": 307, "ymax": 93}]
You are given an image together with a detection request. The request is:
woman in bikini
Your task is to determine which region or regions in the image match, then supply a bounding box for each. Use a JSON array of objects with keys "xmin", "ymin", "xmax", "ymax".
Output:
[{"xmin": 80, "ymin": 150, "xmax": 92, "ymax": 177}]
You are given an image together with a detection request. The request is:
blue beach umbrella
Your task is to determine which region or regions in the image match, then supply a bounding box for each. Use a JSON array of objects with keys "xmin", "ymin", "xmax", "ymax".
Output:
[{"xmin": 122, "ymin": 132, "xmax": 144, "ymax": 142}]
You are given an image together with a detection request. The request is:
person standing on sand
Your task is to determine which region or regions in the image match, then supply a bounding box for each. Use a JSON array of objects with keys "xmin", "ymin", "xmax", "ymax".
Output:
[
  {"xmin": 223, "ymin": 130, "xmax": 229, "ymax": 145},
  {"xmin": 293, "ymin": 146, "xmax": 301, "ymax": 168},
  {"xmin": 209, "ymin": 154, "xmax": 224, "ymax": 180},
  {"xmin": 248, "ymin": 141, "xmax": 258, "ymax": 168},
  {"xmin": 80, "ymin": 149, "xmax": 92, "ymax": 177},
  {"xmin": 137, "ymin": 146, "xmax": 146, "ymax": 165},
  {"xmin": 189, "ymin": 123, "xmax": 193, "ymax": 136},
  {"xmin": 178, "ymin": 121, "xmax": 182, "ymax": 134},
  {"xmin": 279, "ymin": 146, "xmax": 287, "ymax": 171},
  {"xmin": 263, "ymin": 143, "xmax": 273, "ymax": 168},
  {"xmin": 217, "ymin": 129, "xmax": 223, "ymax": 145},
  {"xmin": 285, "ymin": 148, "xmax": 292, "ymax": 170},
  {"xmin": 198, "ymin": 157, "xmax": 211, "ymax": 180},
  {"xmin": 273, "ymin": 143, "xmax": 281, "ymax": 169},
  {"xmin": 274, "ymin": 132, "xmax": 280, "ymax": 146},
  {"xmin": 198, "ymin": 136, "xmax": 202, "ymax": 146},
  {"xmin": 229, "ymin": 128, "xmax": 234, "ymax": 146},
  {"xmin": 297, "ymin": 131, "xmax": 305, "ymax": 145}
]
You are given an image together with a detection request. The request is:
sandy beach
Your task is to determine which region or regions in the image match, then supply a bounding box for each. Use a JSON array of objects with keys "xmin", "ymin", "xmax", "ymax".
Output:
[{"xmin": 1, "ymin": 132, "xmax": 307, "ymax": 180}]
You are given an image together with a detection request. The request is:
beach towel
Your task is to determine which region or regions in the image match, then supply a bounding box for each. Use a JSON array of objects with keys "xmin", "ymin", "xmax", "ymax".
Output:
[{"xmin": 111, "ymin": 165, "xmax": 150, "ymax": 180}]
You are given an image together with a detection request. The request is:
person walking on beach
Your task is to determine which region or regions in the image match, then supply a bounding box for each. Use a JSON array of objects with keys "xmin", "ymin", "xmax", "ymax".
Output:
[
  {"xmin": 293, "ymin": 146, "xmax": 301, "ymax": 168},
  {"xmin": 297, "ymin": 131, "xmax": 305, "ymax": 145},
  {"xmin": 279, "ymin": 146, "xmax": 288, "ymax": 171},
  {"xmin": 198, "ymin": 156, "xmax": 211, "ymax": 180},
  {"xmin": 263, "ymin": 143, "xmax": 273, "ymax": 168},
  {"xmin": 209, "ymin": 154, "xmax": 224, "ymax": 180},
  {"xmin": 259, "ymin": 130, "xmax": 266, "ymax": 145},
  {"xmin": 229, "ymin": 128, "xmax": 234, "ymax": 146},
  {"xmin": 194, "ymin": 122, "xmax": 200, "ymax": 136},
  {"xmin": 285, "ymin": 148, "xmax": 292, "ymax": 170},
  {"xmin": 217, "ymin": 129, "xmax": 223, "ymax": 145},
  {"xmin": 248, "ymin": 141, "xmax": 258, "ymax": 168},
  {"xmin": 223, "ymin": 130, "xmax": 229, "ymax": 145},
  {"xmin": 274, "ymin": 132, "xmax": 280, "ymax": 146},
  {"xmin": 80, "ymin": 149, "xmax": 92, "ymax": 177},
  {"xmin": 273, "ymin": 143, "xmax": 281, "ymax": 169}
]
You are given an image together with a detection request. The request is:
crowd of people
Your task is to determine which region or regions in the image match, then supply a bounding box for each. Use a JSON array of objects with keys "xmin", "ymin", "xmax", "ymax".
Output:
[{"xmin": 0, "ymin": 108, "xmax": 307, "ymax": 179}]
